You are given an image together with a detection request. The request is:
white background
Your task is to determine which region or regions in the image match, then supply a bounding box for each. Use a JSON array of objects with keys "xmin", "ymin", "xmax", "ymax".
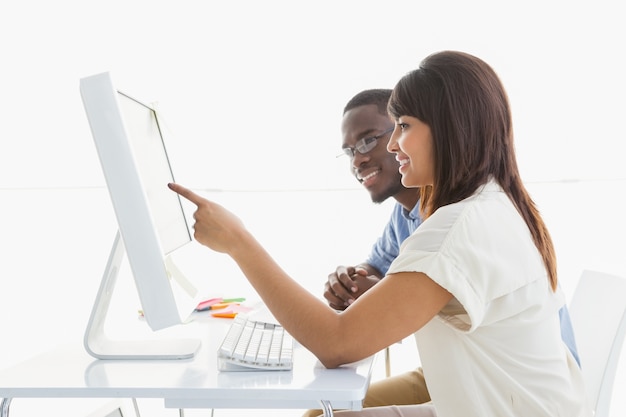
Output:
[{"xmin": 1, "ymin": 1, "xmax": 625, "ymax": 416}]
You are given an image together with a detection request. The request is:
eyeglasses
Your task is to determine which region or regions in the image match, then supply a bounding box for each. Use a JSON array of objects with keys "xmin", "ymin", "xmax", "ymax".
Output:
[{"xmin": 337, "ymin": 127, "xmax": 394, "ymax": 158}]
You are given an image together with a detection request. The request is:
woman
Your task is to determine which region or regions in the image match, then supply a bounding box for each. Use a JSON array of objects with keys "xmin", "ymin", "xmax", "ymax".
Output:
[{"xmin": 169, "ymin": 50, "xmax": 590, "ymax": 416}]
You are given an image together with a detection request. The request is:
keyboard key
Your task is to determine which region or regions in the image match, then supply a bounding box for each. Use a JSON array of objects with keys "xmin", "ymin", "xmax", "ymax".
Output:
[{"xmin": 218, "ymin": 315, "xmax": 294, "ymax": 371}]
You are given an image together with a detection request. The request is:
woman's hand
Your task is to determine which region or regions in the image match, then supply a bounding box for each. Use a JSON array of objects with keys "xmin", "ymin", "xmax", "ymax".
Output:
[{"xmin": 168, "ymin": 183, "xmax": 247, "ymax": 255}]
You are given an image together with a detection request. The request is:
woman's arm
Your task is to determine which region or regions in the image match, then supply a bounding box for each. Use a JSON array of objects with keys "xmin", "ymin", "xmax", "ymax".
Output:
[{"xmin": 169, "ymin": 183, "xmax": 452, "ymax": 368}]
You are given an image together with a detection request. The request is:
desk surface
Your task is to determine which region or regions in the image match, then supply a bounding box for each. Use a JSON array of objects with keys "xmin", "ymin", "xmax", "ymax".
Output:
[{"xmin": 0, "ymin": 317, "xmax": 375, "ymax": 411}]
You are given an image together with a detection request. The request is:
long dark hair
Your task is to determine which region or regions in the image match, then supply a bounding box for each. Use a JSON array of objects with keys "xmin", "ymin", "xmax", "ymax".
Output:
[{"xmin": 388, "ymin": 51, "xmax": 557, "ymax": 290}]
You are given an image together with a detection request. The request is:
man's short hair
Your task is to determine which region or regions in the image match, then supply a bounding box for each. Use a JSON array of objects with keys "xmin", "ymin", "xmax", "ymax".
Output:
[{"xmin": 343, "ymin": 89, "xmax": 392, "ymax": 116}]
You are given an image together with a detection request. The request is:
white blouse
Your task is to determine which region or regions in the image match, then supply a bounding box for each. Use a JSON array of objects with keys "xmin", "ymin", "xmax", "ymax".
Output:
[{"xmin": 388, "ymin": 180, "xmax": 591, "ymax": 417}]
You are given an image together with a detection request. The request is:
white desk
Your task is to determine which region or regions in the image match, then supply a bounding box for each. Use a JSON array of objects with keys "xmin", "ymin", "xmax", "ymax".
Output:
[{"xmin": 0, "ymin": 318, "xmax": 375, "ymax": 417}]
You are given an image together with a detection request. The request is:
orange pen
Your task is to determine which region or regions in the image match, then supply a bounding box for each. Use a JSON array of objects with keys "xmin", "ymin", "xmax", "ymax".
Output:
[{"xmin": 211, "ymin": 312, "xmax": 238, "ymax": 318}]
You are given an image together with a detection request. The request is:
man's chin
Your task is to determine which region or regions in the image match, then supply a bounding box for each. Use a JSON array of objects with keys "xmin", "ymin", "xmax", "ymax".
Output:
[
  {"xmin": 369, "ymin": 191, "xmax": 391, "ymax": 204},
  {"xmin": 368, "ymin": 184, "xmax": 404, "ymax": 204}
]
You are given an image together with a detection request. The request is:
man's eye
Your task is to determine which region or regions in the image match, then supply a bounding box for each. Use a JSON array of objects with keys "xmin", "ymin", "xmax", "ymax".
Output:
[{"xmin": 364, "ymin": 136, "xmax": 377, "ymax": 144}]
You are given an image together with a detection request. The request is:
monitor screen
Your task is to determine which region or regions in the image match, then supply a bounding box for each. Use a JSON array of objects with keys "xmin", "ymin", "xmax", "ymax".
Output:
[
  {"xmin": 80, "ymin": 72, "xmax": 201, "ymax": 359},
  {"xmin": 115, "ymin": 91, "xmax": 190, "ymax": 255}
]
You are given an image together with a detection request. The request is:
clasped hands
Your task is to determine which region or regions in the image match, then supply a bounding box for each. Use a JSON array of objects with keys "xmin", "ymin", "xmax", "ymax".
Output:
[{"xmin": 324, "ymin": 266, "xmax": 381, "ymax": 310}]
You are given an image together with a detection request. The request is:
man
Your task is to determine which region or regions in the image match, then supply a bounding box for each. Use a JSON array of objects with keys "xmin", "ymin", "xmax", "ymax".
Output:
[
  {"xmin": 303, "ymin": 89, "xmax": 580, "ymax": 417},
  {"xmin": 324, "ymin": 89, "xmax": 422, "ymax": 311}
]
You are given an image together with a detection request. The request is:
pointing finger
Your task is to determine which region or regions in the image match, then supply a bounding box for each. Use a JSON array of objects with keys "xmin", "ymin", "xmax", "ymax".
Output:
[{"xmin": 168, "ymin": 182, "xmax": 204, "ymax": 206}]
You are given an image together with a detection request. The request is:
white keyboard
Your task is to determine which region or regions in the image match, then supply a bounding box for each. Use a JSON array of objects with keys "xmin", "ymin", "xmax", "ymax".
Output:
[{"xmin": 218, "ymin": 314, "xmax": 294, "ymax": 371}]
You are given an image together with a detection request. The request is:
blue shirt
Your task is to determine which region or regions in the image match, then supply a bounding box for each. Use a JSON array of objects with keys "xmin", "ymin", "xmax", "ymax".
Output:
[{"xmin": 366, "ymin": 201, "xmax": 580, "ymax": 366}]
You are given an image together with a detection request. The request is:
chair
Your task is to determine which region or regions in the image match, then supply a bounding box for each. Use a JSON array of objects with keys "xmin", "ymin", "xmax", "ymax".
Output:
[{"xmin": 568, "ymin": 269, "xmax": 626, "ymax": 417}]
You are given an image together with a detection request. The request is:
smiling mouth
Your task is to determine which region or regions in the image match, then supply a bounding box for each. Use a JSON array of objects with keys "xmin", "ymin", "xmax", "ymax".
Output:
[{"xmin": 357, "ymin": 170, "xmax": 380, "ymax": 184}]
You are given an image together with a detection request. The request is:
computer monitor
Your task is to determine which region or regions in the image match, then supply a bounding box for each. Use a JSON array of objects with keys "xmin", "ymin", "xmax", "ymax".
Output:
[{"xmin": 80, "ymin": 71, "xmax": 201, "ymax": 360}]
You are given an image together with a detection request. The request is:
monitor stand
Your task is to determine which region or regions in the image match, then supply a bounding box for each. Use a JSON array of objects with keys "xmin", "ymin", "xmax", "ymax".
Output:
[{"xmin": 84, "ymin": 231, "xmax": 201, "ymax": 360}]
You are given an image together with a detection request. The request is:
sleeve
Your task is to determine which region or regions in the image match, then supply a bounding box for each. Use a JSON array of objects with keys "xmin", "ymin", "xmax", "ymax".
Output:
[
  {"xmin": 365, "ymin": 204, "xmax": 409, "ymax": 276},
  {"xmin": 558, "ymin": 305, "xmax": 581, "ymax": 366},
  {"xmin": 387, "ymin": 195, "xmax": 549, "ymax": 333}
]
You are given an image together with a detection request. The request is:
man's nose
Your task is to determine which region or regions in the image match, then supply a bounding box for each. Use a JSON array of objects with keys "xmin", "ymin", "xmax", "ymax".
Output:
[{"xmin": 351, "ymin": 151, "xmax": 370, "ymax": 169}]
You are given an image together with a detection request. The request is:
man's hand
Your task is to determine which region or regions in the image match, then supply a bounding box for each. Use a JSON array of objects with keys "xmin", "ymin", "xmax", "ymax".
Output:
[{"xmin": 324, "ymin": 265, "xmax": 381, "ymax": 310}]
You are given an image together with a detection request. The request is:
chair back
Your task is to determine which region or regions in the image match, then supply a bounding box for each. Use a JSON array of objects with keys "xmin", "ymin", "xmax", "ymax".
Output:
[{"xmin": 569, "ymin": 269, "xmax": 626, "ymax": 417}]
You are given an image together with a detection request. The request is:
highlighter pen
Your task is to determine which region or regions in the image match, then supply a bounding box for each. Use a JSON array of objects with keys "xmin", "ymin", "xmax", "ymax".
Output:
[
  {"xmin": 209, "ymin": 302, "xmax": 240, "ymax": 310},
  {"xmin": 221, "ymin": 297, "xmax": 246, "ymax": 303},
  {"xmin": 211, "ymin": 312, "xmax": 238, "ymax": 318},
  {"xmin": 196, "ymin": 298, "xmax": 222, "ymax": 311},
  {"xmin": 196, "ymin": 297, "xmax": 246, "ymax": 312}
]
